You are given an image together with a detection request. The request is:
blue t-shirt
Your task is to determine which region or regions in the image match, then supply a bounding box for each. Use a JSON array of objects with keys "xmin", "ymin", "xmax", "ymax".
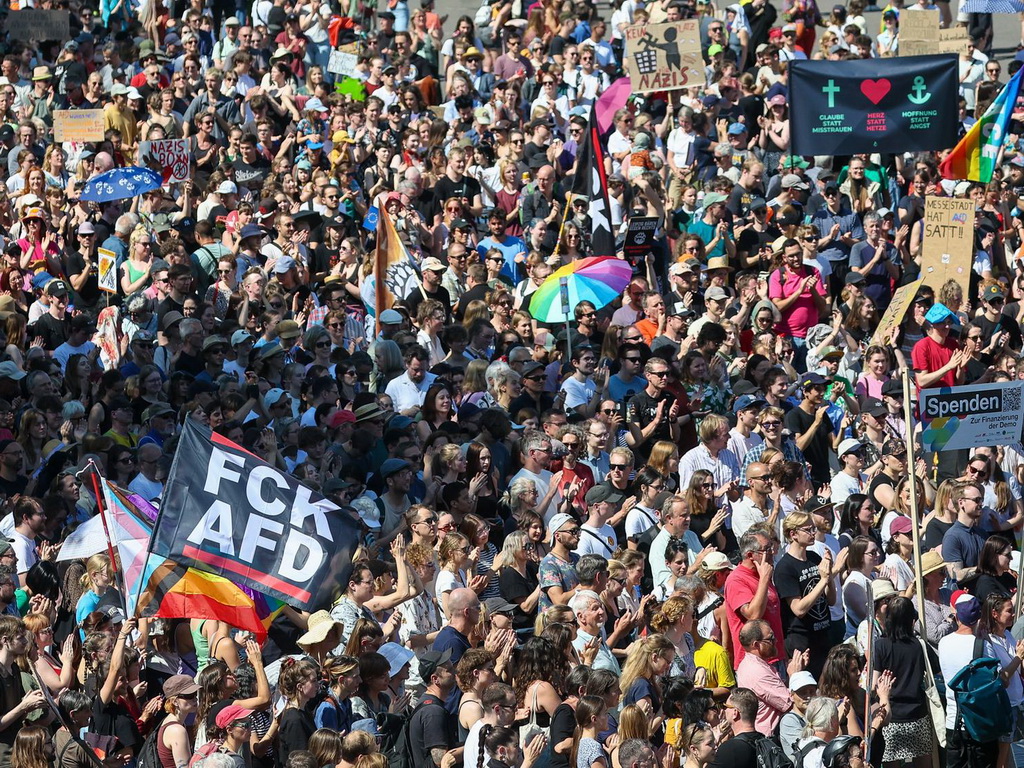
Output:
[
  {"xmin": 942, "ymin": 520, "xmax": 986, "ymax": 572},
  {"xmin": 476, "ymin": 236, "xmax": 527, "ymax": 283}
]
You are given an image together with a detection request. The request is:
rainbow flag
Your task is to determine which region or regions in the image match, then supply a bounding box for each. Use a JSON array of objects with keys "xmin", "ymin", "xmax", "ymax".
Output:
[
  {"xmin": 940, "ymin": 67, "xmax": 1024, "ymax": 183},
  {"xmin": 100, "ymin": 477, "xmax": 284, "ymax": 639}
]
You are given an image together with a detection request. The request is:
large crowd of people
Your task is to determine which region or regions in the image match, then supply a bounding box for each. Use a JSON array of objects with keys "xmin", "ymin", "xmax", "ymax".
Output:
[{"xmin": 2, "ymin": 1, "xmax": 1024, "ymax": 768}]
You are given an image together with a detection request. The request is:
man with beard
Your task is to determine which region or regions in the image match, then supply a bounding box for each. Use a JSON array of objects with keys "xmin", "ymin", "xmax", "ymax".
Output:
[
  {"xmin": 0, "ymin": 441, "xmax": 27, "ymax": 501},
  {"xmin": 626, "ymin": 358, "xmax": 681, "ymax": 462}
]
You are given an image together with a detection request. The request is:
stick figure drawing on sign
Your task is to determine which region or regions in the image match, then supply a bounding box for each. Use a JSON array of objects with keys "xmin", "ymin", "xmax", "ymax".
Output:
[{"xmin": 635, "ymin": 27, "xmax": 682, "ymax": 74}]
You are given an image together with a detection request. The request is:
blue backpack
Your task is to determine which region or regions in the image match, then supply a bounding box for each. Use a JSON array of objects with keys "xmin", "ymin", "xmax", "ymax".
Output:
[{"xmin": 947, "ymin": 635, "xmax": 1013, "ymax": 743}]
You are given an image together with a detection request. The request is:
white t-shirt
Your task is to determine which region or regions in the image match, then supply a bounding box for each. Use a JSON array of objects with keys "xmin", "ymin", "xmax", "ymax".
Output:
[
  {"xmin": 830, "ymin": 471, "xmax": 866, "ymax": 506},
  {"xmin": 435, "ymin": 569, "xmax": 466, "ymax": 623},
  {"xmin": 731, "ymin": 495, "xmax": 770, "ymax": 541},
  {"xmin": 10, "ymin": 529, "xmax": 36, "ymax": 582},
  {"xmin": 939, "ymin": 632, "xmax": 976, "ymax": 730},
  {"xmin": 560, "ymin": 376, "xmax": 597, "ymax": 410},
  {"xmin": 625, "ymin": 504, "xmax": 659, "ymax": 541},
  {"xmin": 575, "ymin": 523, "xmax": 618, "ymax": 558},
  {"xmin": 986, "ymin": 630, "xmax": 1024, "ymax": 705}
]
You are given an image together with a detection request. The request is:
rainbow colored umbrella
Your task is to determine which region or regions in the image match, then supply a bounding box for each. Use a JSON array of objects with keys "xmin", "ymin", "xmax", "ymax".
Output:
[{"xmin": 530, "ymin": 256, "xmax": 634, "ymax": 323}]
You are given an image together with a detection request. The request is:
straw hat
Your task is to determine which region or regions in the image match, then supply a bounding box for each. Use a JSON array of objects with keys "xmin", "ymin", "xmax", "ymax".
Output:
[
  {"xmin": 920, "ymin": 550, "xmax": 946, "ymax": 577},
  {"xmin": 297, "ymin": 610, "xmax": 343, "ymax": 647}
]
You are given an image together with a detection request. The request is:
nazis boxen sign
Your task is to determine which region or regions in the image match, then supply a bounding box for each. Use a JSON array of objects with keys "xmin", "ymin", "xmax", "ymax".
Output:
[{"xmin": 151, "ymin": 419, "xmax": 360, "ymax": 610}]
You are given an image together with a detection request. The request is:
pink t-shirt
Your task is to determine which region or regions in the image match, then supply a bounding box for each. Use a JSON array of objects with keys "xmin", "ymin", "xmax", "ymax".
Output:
[
  {"xmin": 767, "ymin": 266, "xmax": 825, "ymax": 338},
  {"xmin": 855, "ymin": 374, "xmax": 887, "ymax": 400}
]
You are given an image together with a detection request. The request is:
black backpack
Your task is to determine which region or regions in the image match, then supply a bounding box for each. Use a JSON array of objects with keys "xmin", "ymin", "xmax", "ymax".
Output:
[
  {"xmin": 737, "ymin": 732, "xmax": 794, "ymax": 768},
  {"xmin": 792, "ymin": 738, "xmax": 825, "ymax": 768},
  {"xmin": 379, "ymin": 695, "xmax": 444, "ymax": 768},
  {"xmin": 136, "ymin": 722, "xmax": 164, "ymax": 768}
]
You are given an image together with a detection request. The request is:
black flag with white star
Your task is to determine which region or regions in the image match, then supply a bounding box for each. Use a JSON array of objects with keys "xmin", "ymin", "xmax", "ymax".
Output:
[{"xmin": 571, "ymin": 111, "xmax": 615, "ymax": 259}]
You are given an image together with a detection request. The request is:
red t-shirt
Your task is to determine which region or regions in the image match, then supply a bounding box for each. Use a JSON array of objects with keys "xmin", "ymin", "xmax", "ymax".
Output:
[
  {"xmin": 724, "ymin": 563, "xmax": 786, "ymax": 666},
  {"xmin": 910, "ymin": 334, "xmax": 959, "ymax": 391}
]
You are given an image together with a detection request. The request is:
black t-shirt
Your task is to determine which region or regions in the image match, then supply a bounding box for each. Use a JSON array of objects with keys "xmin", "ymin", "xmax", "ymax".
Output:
[
  {"xmin": 626, "ymin": 389, "xmax": 675, "ymax": 462},
  {"xmin": 409, "ymin": 694, "xmax": 453, "ymax": 768},
  {"xmin": 433, "ymin": 175, "xmax": 482, "ymax": 217},
  {"xmin": 91, "ymin": 696, "xmax": 141, "ymax": 753},
  {"xmin": 405, "ymin": 285, "xmax": 452, "ymax": 323},
  {"xmin": 174, "ymin": 350, "xmax": 205, "ymax": 376},
  {"xmin": 498, "ymin": 562, "xmax": 539, "ymax": 630},
  {"xmin": 923, "ymin": 517, "xmax": 953, "ymax": 551},
  {"xmin": 867, "ymin": 471, "xmax": 896, "ymax": 512},
  {"xmin": 0, "ymin": 473, "xmax": 28, "ymax": 499},
  {"xmin": 156, "ymin": 296, "xmax": 185, "ymax": 321},
  {"xmin": 873, "ymin": 637, "xmax": 932, "ymax": 721},
  {"xmin": 783, "ymin": 406, "xmax": 831, "ymax": 486},
  {"xmin": 977, "ymin": 312, "xmax": 1024, "ymax": 352},
  {"xmin": 31, "ymin": 311, "xmax": 70, "ymax": 351},
  {"xmin": 708, "ymin": 731, "xmax": 759, "ymax": 768},
  {"xmin": 232, "ymin": 156, "xmax": 270, "ymax": 193},
  {"xmin": 549, "ymin": 702, "xmax": 577, "ymax": 768},
  {"xmin": 67, "ymin": 250, "xmax": 101, "ymax": 307},
  {"xmin": 774, "ymin": 551, "xmax": 831, "ymax": 676},
  {"xmin": 736, "ymin": 225, "xmax": 781, "ymax": 270},
  {"xmin": 973, "ymin": 572, "xmax": 1016, "ymax": 603}
]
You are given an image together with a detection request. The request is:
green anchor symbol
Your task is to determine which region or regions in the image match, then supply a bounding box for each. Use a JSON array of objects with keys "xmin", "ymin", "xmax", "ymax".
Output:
[{"xmin": 908, "ymin": 76, "xmax": 931, "ymax": 105}]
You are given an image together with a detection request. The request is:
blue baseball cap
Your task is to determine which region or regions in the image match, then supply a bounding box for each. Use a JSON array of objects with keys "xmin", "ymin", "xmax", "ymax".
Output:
[
  {"xmin": 924, "ymin": 302, "xmax": 955, "ymax": 325},
  {"xmin": 727, "ymin": 122, "xmax": 748, "ymax": 135},
  {"xmin": 31, "ymin": 272, "xmax": 54, "ymax": 290},
  {"xmin": 733, "ymin": 394, "xmax": 767, "ymax": 413}
]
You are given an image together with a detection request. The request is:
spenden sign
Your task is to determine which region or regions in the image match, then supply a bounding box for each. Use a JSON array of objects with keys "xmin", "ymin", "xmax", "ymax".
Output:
[{"xmin": 920, "ymin": 380, "xmax": 1024, "ymax": 452}]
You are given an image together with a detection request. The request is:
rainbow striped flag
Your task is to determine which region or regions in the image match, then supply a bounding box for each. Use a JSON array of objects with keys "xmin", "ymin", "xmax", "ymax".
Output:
[
  {"xmin": 100, "ymin": 478, "xmax": 284, "ymax": 639},
  {"xmin": 940, "ymin": 67, "xmax": 1024, "ymax": 183}
]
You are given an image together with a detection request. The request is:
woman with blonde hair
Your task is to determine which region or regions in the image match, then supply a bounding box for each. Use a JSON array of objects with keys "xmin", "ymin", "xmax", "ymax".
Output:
[
  {"xmin": 75, "ymin": 553, "xmax": 116, "ymax": 625},
  {"xmin": 461, "ymin": 359, "xmax": 491, "ymax": 406},
  {"xmin": 23, "ymin": 612, "xmax": 75, "ymax": 693},
  {"xmin": 678, "ymin": 721, "xmax": 718, "ymax": 768},
  {"xmin": 648, "ymin": 440, "xmax": 681, "ymax": 493},
  {"xmin": 649, "ymin": 595, "xmax": 697, "ymax": 679},
  {"xmin": 463, "ymin": 299, "xmax": 492, "ymax": 329},
  {"xmin": 120, "ymin": 225, "xmax": 155, "ymax": 295},
  {"xmin": 437, "ymin": 531, "xmax": 477, "ymax": 619},
  {"xmin": 619, "ymin": 633, "xmax": 677, "ymax": 715},
  {"xmin": 616, "ymin": 704, "xmax": 650, "ymax": 742},
  {"xmin": 497, "ymin": 530, "xmax": 541, "ymax": 630}
]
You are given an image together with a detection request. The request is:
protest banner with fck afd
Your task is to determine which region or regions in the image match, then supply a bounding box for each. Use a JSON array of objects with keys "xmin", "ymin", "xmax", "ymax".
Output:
[{"xmin": 150, "ymin": 418, "xmax": 361, "ymax": 610}]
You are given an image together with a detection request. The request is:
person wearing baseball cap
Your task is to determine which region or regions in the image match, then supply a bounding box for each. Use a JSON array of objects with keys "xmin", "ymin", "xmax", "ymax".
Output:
[
  {"xmin": 832, "ymin": 438, "xmax": 867, "ymax": 506},
  {"xmin": 978, "ymin": 282, "xmax": 1024, "ymax": 349},
  {"xmin": 787, "ymin": 371, "xmax": 833, "ymax": 488},
  {"xmin": 729, "ymin": 394, "xmax": 766, "ymax": 464},
  {"xmin": 575, "ymin": 484, "xmax": 618, "ymax": 557},
  {"xmin": 914, "ymin": 301, "xmax": 963, "ymax": 390}
]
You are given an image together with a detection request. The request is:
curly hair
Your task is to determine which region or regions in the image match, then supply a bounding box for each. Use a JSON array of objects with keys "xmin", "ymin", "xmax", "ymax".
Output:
[{"xmin": 512, "ymin": 636, "xmax": 565, "ymax": 706}]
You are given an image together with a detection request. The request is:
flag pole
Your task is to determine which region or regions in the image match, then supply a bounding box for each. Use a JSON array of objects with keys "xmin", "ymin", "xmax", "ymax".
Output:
[
  {"xmin": 86, "ymin": 461, "xmax": 129, "ymax": 616},
  {"xmin": 901, "ymin": 366, "xmax": 928, "ymax": 633}
]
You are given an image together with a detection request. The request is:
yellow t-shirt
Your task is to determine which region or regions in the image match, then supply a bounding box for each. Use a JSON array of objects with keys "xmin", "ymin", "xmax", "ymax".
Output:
[{"xmin": 693, "ymin": 639, "xmax": 737, "ymax": 689}]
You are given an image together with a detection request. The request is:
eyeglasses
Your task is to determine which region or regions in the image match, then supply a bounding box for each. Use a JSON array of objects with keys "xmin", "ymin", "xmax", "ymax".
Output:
[{"xmin": 560, "ymin": 527, "xmax": 581, "ymax": 536}]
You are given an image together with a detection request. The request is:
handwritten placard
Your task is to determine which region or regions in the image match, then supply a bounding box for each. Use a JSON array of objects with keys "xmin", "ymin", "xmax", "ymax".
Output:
[
  {"xmin": 54, "ymin": 110, "xmax": 105, "ymax": 142},
  {"xmin": 97, "ymin": 248, "xmax": 117, "ymax": 294},
  {"xmin": 920, "ymin": 197, "xmax": 975, "ymax": 294},
  {"xmin": 140, "ymin": 139, "xmax": 190, "ymax": 183},
  {"xmin": 623, "ymin": 21, "xmax": 702, "ymax": 94}
]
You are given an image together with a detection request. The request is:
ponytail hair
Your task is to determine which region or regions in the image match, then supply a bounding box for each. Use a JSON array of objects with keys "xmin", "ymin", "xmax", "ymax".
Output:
[
  {"xmin": 481, "ymin": 725, "xmax": 518, "ymax": 768},
  {"xmin": 478, "ymin": 724, "xmax": 493, "ymax": 768},
  {"xmin": 570, "ymin": 696, "xmax": 606, "ymax": 768}
]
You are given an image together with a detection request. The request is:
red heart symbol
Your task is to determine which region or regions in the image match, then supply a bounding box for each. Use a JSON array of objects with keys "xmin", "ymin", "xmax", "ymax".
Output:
[{"xmin": 860, "ymin": 78, "xmax": 891, "ymax": 105}]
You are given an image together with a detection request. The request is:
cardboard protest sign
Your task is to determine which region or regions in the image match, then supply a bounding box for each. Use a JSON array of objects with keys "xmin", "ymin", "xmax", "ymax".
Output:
[
  {"xmin": 899, "ymin": 9, "xmax": 940, "ymax": 42},
  {"xmin": 151, "ymin": 419, "xmax": 361, "ymax": 611},
  {"xmin": 623, "ymin": 21, "xmax": 702, "ymax": 93},
  {"xmin": 140, "ymin": 139, "xmax": 190, "ymax": 183},
  {"xmin": 97, "ymin": 248, "xmax": 117, "ymax": 294},
  {"xmin": 327, "ymin": 44, "xmax": 360, "ymax": 77},
  {"xmin": 7, "ymin": 9, "xmax": 69, "ymax": 40},
  {"xmin": 920, "ymin": 197, "xmax": 975, "ymax": 294},
  {"xmin": 53, "ymin": 110, "xmax": 104, "ymax": 142},
  {"xmin": 789, "ymin": 55, "xmax": 958, "ymax": 155},
  {"xmin": 623, "ymin": 216, "xmax": 659, "ymax": 258},
  {"xmin": 870, "ymin": 279, "xmax": 922, "ymax": 346},
  {"xmin": 921, "ymin": 380, "xmax": 1024, "ymax": 451}
]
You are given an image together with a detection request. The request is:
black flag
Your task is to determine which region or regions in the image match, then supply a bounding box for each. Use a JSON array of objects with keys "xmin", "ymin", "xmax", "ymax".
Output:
[{"xmin": 572, "ymin": 111, "xmax": 616, "ymax": 259}]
